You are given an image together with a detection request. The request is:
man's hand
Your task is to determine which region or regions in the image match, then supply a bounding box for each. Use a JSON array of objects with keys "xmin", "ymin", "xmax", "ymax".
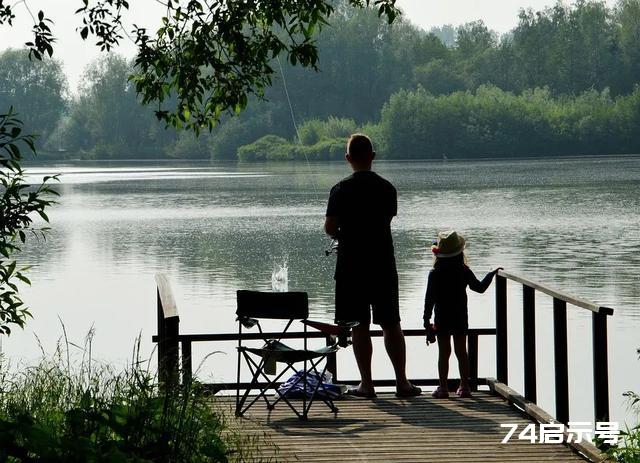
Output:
[
  {"xmin": 425, "ymin": 323, "xmax": 437, "ymax": 345},
  {"xmin": 324, "ymin": 216, "xmax": 339, "ymax": 238}
]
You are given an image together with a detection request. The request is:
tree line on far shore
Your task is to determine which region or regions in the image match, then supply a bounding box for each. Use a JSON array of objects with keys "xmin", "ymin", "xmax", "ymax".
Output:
[{"xmin": 2, "ymin": 0, "xmax": 640, "ymax": 160}]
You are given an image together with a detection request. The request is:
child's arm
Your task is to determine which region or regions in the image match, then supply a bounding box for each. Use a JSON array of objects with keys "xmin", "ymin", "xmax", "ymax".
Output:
[
  {"xmin": 423, "ymin": 270, "xmax": 436, "ymax": 326},
  {"xmin": 466, "ymin": 267, "xmax": 501, "ymax": 293}
]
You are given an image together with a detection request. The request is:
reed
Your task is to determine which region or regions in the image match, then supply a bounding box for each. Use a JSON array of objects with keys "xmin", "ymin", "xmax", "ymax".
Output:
[{"xmin": 0, "ymin": 331, "xmax": 278, "ymax": 462}]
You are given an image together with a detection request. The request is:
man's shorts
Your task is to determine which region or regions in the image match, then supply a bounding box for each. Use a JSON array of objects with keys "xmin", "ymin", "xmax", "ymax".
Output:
[{"xmin": 334, "ymin": 273, "xmax": 400, "ymax": 326}]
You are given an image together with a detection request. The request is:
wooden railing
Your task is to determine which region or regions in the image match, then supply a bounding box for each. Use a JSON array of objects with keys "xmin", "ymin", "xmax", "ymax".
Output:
[
  {"xmin": 495, "ymin": 270, "xmax": 614, "ymax": 424},
  {"xmin": 154, "ymin": 270, "xmax": 614, "ymax": 426},
  {"xmin": 153, "ymin": 273, "xmax": 496, "ymax": 391}
]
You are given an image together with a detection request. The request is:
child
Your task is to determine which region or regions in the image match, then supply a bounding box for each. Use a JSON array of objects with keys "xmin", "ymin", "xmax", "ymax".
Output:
[{"xmin": 423, "ymin": 230, "xmax": 501, "ymax": 398}]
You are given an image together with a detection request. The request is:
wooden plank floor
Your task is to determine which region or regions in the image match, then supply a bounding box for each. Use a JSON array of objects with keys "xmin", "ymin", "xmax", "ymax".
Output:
[{"xmin": 228, "ymin": 391, "xmax": 591, "ymax": 462}]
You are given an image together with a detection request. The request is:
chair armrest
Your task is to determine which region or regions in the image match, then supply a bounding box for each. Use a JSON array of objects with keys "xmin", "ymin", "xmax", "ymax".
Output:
[
  {"xmin": 301, "ymin": 320, "xmax": 356, "ymax": 335},
  {"xmin": 301, "ymin": 320, "xmax": 359, "ymax": 347},
  {"xmin": 236, "ymin": 316, "xmax": 259, "ymax": 329}
]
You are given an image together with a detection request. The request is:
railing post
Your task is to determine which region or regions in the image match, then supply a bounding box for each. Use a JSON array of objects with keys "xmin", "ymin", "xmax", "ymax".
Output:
[
  {"xmin": 523, "ymin": 285, "xmax": 537, "ymax": 403},
  {"xmin": 553, "ymin": 298, "xmax": 569, "ymax": 424},
  {"xmin": 496, "ymin": 274, "xmax": 508, "ymax": 384},
  {"xmin": 468, "ymin": 332, "xmax": 478, "ymax": 391},
  {"xmin": 326, "ymin": 335, "xmax": 337, "ymax": 381},
  {"xmin": 182, "ymin": 340, "xmax": 193, "ymax": 385},
  {"xmin": 157, "ymin": 289, "xmax": 166, "ymax": 383},
  {"xmin": 592, "ymin": 312, "xmax": 609, "ymax": 422},
  {"xmin": 155, "ymin": 274, "xmax": 180, "ymax": 391},
  {"xmin": 157, "ymin": 288, "xmax": 179, "ymax": 390},
  {"xmin": 162, "ymin": 317, "xmax": 180, "ymax": 390}
]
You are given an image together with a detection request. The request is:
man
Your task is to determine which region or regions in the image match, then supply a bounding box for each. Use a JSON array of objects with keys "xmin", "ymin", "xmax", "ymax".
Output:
[{"xmin": 324, "ymin": 133, "xmax": 421, "ymax": 398}]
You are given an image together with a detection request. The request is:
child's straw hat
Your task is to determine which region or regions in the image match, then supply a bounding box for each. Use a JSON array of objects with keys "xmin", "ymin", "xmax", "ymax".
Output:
[{"xmin": 431, "ymin": 230, "xmax": 466, "ymax": 258}]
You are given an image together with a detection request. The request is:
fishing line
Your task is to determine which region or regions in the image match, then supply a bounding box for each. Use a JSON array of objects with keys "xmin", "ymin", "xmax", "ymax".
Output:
[
  {"xmin": 276, "ymin": 55, "xmax": 321, "ymax": 202},
  {"xmin": 275, "ymin": 56, "xmax": 337, "ymax": 265}
]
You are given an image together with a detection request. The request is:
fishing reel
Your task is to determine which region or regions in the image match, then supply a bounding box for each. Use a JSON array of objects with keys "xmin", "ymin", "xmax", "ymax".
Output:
[{"xmin": 324, "ymin": 239, "xmax": 338, "ymax": 256}]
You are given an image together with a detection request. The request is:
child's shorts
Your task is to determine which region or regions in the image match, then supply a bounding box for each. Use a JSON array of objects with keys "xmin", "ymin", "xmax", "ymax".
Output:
[{"xmin": 435, "ymin": 312, "xmax": 469, "ymax": 335}]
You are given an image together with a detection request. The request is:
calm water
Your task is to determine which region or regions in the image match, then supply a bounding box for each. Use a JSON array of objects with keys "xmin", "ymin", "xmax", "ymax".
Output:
[{"xmin": 2, "ymin": 157, "xmax": 639, "ymax": 425}]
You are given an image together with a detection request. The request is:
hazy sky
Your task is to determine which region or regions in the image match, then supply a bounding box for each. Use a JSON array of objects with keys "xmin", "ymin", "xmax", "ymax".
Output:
[{"xmin": 0, "ymin": 0, "xmax": 618, "ymax": 89}]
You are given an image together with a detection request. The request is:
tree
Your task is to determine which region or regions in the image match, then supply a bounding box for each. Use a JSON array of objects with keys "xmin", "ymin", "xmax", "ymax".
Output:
[
  {"xmin": 0, "ymin": 49, "xmax": 67, "ymax": 148},
  {"xmin": 0, "ymin": 109, "xmax": 58, "ymax": 334},
  {"xmin": 65, "ymin": 54, "xmax": 168, "ymax": 158},
  {"xmin": 455, "ymin": 20, "xmax": 497, "ymax": 58},
  {"xmin": 0, "ymin": 0, "xmax": 400, "ymax": 133},
  {"xmin": 413, "ymin": 60, "xmax": 467, "ymax": 95},
  {"xmin": 615, "ymin": 0, "xmax": 640, "ymax": 92}
]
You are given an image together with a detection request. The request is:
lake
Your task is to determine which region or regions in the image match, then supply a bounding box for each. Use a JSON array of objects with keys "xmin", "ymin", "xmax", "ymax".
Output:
[{"xmin": 2, "ymin": 156, "xmax": 639, "ymax": 426}]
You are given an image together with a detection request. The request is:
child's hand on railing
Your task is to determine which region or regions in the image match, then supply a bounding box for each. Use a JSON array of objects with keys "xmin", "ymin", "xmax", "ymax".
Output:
[{"xmin": 492, "ymin": 267, "xmax": 504, "ymax": 275}]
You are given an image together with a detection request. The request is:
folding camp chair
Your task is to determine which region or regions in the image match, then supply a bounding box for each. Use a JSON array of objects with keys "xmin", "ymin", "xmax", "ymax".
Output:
[{"xmin": 235, "ymin": 290, "xmax": 356, "ymax": 420}]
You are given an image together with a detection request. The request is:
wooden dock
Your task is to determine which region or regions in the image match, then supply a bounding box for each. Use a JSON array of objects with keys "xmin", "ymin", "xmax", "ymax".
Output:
[
  {"xmin": 230, "ymin": 391, "xmax": 595, "ymax": 462},
  {"xmin": 153, "ymin": 271, "xmax": 614, "ymax": 463}
]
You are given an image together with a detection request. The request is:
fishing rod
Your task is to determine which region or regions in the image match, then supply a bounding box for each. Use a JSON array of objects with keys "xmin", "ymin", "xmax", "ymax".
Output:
[{"xmin": 276, "ymin": 56, "xmax": 337, "ymax": 258}]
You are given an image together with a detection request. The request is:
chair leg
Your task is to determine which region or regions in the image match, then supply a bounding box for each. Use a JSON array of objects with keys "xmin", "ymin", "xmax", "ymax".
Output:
[
  {"xmin": 239, "ymin": 354, "xmax": 305, "ymax": 419},
  {"xmin": 305, "ymin": 358, "xmax": 339, "ymax": 415},
  {"xmin": 238, "ymin": 353, "xmax": 285, "ymax": 415},
  {"xmin": 236, "ymin": 352, "xmax": 265, "ymax": 416}
]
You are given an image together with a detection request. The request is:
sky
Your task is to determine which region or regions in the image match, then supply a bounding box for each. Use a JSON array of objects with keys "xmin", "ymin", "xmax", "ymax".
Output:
[{"xmin": 0, "ymin": 0, "xmax": 619, "ymax": 90}]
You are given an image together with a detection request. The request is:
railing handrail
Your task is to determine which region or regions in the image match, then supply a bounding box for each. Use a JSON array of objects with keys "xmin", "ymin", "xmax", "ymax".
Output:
[
  {"xmin": 151, "ymin": 327, "xmax": 497, "ymax": 343},
  {"xmin": 155, "ymin": 273, "xmax": 179, "ymax": 319},
  {"xmin": 498, "ymin": 270, "xmax": 613, "ymax": 315}
]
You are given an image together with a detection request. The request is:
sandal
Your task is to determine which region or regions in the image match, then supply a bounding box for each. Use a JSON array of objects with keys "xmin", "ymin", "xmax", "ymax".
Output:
[
  {"xmin": 456, "ymin": 386, "xmax": 473, "ymax": 398},
  {"xmin": 346, "ymin": 387, "xmax": 377, "ymax": 399},
  {"xmin": 395, "ymin": 384, "xmax": 422, "ymax": 398},
  {"xmin": 431, "ymin": 386, "xmax": 449, "ymax": 399}
]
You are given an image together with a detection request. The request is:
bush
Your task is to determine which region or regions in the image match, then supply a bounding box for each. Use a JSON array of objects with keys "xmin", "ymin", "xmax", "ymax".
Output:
[
  {"xmin": 379, "ymin": 85, "xmax": 640, "ymax": 158},
  {"xmin": 237, "ymin": 135, "xmax": 291, "ymax": 161},
  {"xmin": 166, "ymin": 130, "xmax": 211, "ymax": 159},
  {"xmin": 296, "ymin": 137, "xmax": 344, "ymax": 161},
  {"xmin": 0, "ymin": 336, "xmax": 276, "ymax": 462},
  {"xmin": 606, "ymin": 348, "xmax": 640, "ymax": 462},
  {"xmin": 297, "ymin": 117, "xmax": 357, "ymax": 146}
]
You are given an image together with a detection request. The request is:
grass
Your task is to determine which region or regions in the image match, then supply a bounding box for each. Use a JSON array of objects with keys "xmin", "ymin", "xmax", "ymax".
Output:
[
  {"xmin": 0, "ymin": 330, "xmax": 279, "ymax": 462},
  {"xmin": 606, "ymin": 348, "xmax": 640, "ymax": 463}
]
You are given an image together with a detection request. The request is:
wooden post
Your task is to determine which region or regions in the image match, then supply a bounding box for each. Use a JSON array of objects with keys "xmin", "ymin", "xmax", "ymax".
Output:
[
  {"xmin": 496, "ymin": 275, "xmax": 508, "ymax": 384},
  {"xmin": 592, "ymin": 312, "xmax": 609, "ymax": 422},
  {"xmin": 182, "ymin": 340, "xmax": 193, "ymax": 385},
  {"xmin": 553, "ymin": 298, "xmax": 569, "ymax": 424},
  {"xmin": 523, "ymin": 285, "xmax": 537, "ymax": 403},
  {"xmin": 157, "ymin": 289, "xmax": 166, "ymax": 383},
  {"xmin": 160, "ymin": 316, "xmax": 179, "ymax": 389},
  {"xmin": 468, "ymin": 332, "xmax": 478, "ymax": 391},
  {"xmin": 155, "ymin": 274, "xmax": 180, "ymax": 391},
  {"xmin": 326, "ymin": 335, "xmax": 337, "ymax": 381}
]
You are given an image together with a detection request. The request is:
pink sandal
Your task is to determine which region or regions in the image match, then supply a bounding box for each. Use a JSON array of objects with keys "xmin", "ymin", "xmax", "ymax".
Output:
[
  {"xmin": 456, "ymin": 386, "xmax": 473, "ymax": 398},
  {"xmin": 431, "ymin": 386, "xmax": 449, "ymax": 398}
]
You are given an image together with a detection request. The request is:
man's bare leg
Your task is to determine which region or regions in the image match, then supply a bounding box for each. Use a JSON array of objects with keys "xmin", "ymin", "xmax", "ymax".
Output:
[
  {"xmin": 382, "ymin": 322, "xmax": 416, "ymax": 393},
  {"xmin": 351, "ymin": 322, "xmax": 375, "ymax": 394}
]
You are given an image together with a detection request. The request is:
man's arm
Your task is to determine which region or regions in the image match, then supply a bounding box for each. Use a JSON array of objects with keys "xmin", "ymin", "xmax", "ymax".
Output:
[{"xmin": 324, "ymin": 216, "xmax": 339, "ymax": 238}]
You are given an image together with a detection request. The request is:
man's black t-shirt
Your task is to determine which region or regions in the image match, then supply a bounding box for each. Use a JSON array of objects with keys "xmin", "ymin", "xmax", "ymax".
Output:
[{"xmin": 326, "ymin": 170, "xmax": 397, "ymax": 280}]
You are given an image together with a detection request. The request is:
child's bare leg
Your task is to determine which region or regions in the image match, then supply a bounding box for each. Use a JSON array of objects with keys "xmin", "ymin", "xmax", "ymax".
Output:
[
  {"xmin": 453, "ymin": 334, "xmax": 470, "ymax": 389},
  {"xmin": 437, "ymin": 334, "xmax": 451, "ymax": 390}
]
